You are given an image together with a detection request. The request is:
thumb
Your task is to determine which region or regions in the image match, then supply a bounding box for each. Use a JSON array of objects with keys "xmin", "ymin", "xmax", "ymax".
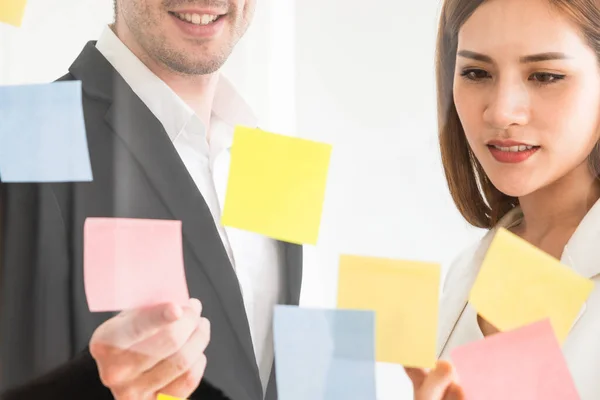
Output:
[
  {"xmin": 444, "ymin": 382, "xmax": 466, "ymax": 400},
  {"xmin": 405, "ymin": 367, "xmax": 427, "ymax": 390}
]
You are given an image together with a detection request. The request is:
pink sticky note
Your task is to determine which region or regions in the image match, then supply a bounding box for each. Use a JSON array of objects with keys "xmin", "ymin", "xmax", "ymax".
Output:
[
  {"xmin": 84, "ymin": 218, "xmax": 190, "ymax": 312},
  {"xmin": 451, "ymin": 319, "xmax": 579, "ymax": 400}
]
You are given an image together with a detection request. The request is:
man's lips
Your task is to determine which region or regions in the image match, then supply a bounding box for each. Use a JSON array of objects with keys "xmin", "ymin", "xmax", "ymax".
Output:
[{"xmin": 168, "ymin": 10, "xmax": 225, "ymax": 28}]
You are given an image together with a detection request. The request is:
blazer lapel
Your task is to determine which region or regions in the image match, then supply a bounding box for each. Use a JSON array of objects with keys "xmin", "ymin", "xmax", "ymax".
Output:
[
  {"xmin": 69, "ymin": 42, "xmax": 258, "ymax": 373},
  {"xmin": 283, "ymin": 243, "xmax": 303, "ymax": 305},
  {"xmin": 559, "ymin": 198, "xmax": 600, "ymax": 330},
  {"xmin": 437, "ymin": 229, "xmax": 497, "ymax": 358}
]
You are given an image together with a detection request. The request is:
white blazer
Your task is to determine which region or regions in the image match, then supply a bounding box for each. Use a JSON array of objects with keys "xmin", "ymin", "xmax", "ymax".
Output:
[{"xmin": 436, "ymin": 201, "xmax": 600, "ymax": 400}]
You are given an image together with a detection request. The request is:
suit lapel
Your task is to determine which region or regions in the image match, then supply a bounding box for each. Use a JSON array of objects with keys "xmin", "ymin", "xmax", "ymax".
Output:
[
  {"xmin": 559, "ymin": 198, "xmax": 600, "ymax": 331},
  {"xmin": 284, "ymin": 243, "xmax": 303, "ymax": 305},
  {"xmin": 561, "ymin": 198, "xmax": 600, "ymax": 280},
  {"xmin": 69, "ymin": 42, "xmax": 258, "ymax": 373},
  {"xmin": 437, "ymin": 229, "xmax": 497, "ymax": 358}
]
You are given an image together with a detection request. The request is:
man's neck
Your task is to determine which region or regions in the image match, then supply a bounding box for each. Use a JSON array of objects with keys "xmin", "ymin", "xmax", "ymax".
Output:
[
  {"xmin": 160, "ymin": 72, "xmax": 220, "ymax": 135},
  {"xmin": 111, "ymin": 23, "xmax": 219, "ymax": 136}
]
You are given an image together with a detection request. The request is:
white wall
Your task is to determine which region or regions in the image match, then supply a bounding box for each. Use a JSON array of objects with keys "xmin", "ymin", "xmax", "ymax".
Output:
[
  {"xmin": 0, "ymin": 1, "xmax": 484, "ymax": 398},
  {"xmin": 0, "ymin": 0, "xmax": 113, "ymax": 84},
  {"xmin": 221, "ymin": 0, "xmax": 296, "ymax": 134},
  {"xmin": 294, "ymin": 1, "xmax": 483, "ymax": 398}
]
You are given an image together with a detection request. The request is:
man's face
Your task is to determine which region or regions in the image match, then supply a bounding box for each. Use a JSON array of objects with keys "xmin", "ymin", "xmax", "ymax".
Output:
[{"xmin": 117, "ymin": 0, "xmax": 256, "ymax": 75}]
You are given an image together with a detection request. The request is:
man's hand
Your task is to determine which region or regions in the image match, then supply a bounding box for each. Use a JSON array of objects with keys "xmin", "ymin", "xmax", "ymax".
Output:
[{"xmin": 90, "ymin": 298, "xmax": 210, "ymax": 400}]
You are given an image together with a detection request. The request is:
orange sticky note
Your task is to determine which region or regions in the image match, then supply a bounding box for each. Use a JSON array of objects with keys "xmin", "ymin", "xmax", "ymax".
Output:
[
  {"xmin": 337, "ymin": 255, "xmax": 440, "ymax": 368},
  {"xmin": 0, "ymin": 0, "xmax": 27, "ymax": 26},
  {"xmin": 84, "ymin": 218, "xmax": 190, "ymax": 312},
  {"xmin": 157, "ymin": 394, "xmax": 186, "ymax": 400},
  {"xmin": 451, "ymin": 319, "xmax": 579, "ymax": 400},
  {"xmin": 221, "ymin": 126, "xmax": 332, "ymax": 245},
  {"xmin": 469, "ymin": 228, "xmax": 594, "ymax": 342}
]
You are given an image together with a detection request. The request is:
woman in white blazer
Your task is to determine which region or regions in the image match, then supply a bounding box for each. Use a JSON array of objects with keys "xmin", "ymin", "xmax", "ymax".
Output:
[{"xmin": 405, "ymin": 0, "xmax": 600, "ymax": 399}]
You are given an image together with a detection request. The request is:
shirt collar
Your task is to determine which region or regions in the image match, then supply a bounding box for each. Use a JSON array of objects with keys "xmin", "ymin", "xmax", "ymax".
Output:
[
  {"xmin": 95, "ymin": 25, "xmax": 257, "ymax": 146},
  {"xmin": 211, "ymin": 74, "xmax": 258, "ymax": 151}
]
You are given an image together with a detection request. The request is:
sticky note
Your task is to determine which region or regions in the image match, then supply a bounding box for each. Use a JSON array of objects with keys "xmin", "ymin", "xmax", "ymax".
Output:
[
  {"xmin": 157, "ymin": 394, "xmax": 186, "ymax": 400},
  {"xmin": 469, "ymin": 228, "xmax": 594, "ymax": 342},
  {"xmin": 337, "ymin": 255, "xmax": 440, "ymax": 368},
  {"xmin": 221, "ymin": 126, "xmax": 332, "ymax": 245},
  {"xmin": 451, "ymin": 319, "xmax": 579, "ymax": 400},
  {"xmin": 0, "ymin": 0, "xmax": 27, "ymax": 26},
  {"xmin": 84, "ymin": 218, "xmax": 189, "ymax": 312},
  {"xmin": 273, "ymin": 305, "xmax": 377, "ymax": 400},
  {"xmin": 0, "ymin": 81, "xmax": 93, "ymax": 182}
]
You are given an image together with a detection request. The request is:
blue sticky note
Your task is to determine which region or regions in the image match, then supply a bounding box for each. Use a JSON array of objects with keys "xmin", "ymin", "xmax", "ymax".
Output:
[
  {"xmin": 273, "ymin": 305, "xmax": 377, "ymax": 400},
  {"xmin": 0, "ymin": 81, "xmax": 93, "ymax": 182}
]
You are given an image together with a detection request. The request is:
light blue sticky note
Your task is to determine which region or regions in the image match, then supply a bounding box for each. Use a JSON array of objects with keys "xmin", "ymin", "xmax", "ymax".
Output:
[
  {"xmin": 273, "ymin": 305, "xmax": 377, "ymax": 400},
  {"xmin": 0, "ymin": 81, "xmax": 93, "ymax": 182}
]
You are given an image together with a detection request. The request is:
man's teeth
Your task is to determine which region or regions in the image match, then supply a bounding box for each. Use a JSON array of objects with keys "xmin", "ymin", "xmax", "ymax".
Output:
[
  {"xmin": 175, "ymin": 12, "xmax": 219, "ymax": 25},
  {"xmin": 493, "ymin": 145, "xmax": 535, "ymax": 152}
]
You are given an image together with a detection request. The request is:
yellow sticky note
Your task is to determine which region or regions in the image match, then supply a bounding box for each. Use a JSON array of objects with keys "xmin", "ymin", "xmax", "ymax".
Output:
[
  {"xmin": 157, "ymin": 394, "xmax": 186, "ymax": 400},
  {"xmin": 0, "ymin": 0, "xmax": 27, "ymax": 27},
  {"xmin": 221, "ymin": 126, "xmax": 332, "ymax": 245},
  {"xmin": 469, "ymin": 228, "xmax": 594, "ymax": 343},
  {"xmin": 337, "ymin": 255, "xmax": 440, "ymax": 368}
]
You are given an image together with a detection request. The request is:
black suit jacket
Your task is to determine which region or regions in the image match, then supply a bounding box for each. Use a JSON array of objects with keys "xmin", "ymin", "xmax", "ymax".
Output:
[{"xmin": 0, "ymin": 41, "xmax": 303, "ymax": 400}]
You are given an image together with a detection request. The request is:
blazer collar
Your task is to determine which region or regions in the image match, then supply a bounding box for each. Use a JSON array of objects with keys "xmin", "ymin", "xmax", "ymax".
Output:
[
  {"xmin": 561, "ymin": 198, "xmax": 600, "ymax": 279},
  {"xmin": 437, "ymin": 200, "xmax": 600, "ymax": 357}
]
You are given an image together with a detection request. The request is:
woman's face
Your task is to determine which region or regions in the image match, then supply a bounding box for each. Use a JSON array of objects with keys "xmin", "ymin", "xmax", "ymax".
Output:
[{"xmin": 453, "ymin": 0, "xmax": 600, "ymax": 197}]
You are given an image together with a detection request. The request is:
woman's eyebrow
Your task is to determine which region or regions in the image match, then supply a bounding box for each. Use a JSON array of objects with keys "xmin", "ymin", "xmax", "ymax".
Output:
[
  {"xmin": 457, "ymin": 50, "xmax": 572, "ymax": 64},
  {"xmin": 457, "ymin": 50, "xmax": 493, "ymax": 63},
  {"xmin": 519, "ymin": 52, "xmax": 572, "ymax": 63}
]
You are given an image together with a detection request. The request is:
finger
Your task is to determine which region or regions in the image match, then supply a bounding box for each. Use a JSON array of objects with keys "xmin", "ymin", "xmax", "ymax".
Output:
[
  {"xmin": 95, "ymin": 302, "xmax": 185, "ymax": 350},
  {"xmin": 404, "ymin": 367, "xmax": 427, "ymax": 390},
  {"xmin": 110, "ymin": 303, "xmax": 202, "ymax": 381},
  {"xmin": 444, "ymin": 382, "xmax": 466, "ymax": 400},
  {"xmin": 138, "ymin": 317, "xmax": 211, "ymax": 395},
  {"xmin": 155, "ymin": 353, "xmax": 208, "ymax": 399},
  {"xmin": 121, "ymin": 299, "xmax": 201, "ymax": 348},
  {"xmin": 420, "ymin": 361, "xmax": 455, "ymax": 399}
]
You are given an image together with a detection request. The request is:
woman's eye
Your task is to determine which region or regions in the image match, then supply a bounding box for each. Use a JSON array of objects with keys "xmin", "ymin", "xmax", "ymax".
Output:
[
  {"xmin": 460, "ymin": 69, "xmax": 490, "ymax": 81},
  {"xmin": 529, "ymin": 72, "xmax": 566, "ymax": 84}
]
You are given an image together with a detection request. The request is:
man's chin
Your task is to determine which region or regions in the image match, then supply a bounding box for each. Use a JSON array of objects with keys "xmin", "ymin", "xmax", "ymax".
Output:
[{"xmin": 159, "ymin": 50, "xmax": 229, "ymax": 75}]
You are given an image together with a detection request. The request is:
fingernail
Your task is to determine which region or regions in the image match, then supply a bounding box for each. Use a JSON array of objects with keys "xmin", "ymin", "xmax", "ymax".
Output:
[{"xmin": 188, "ymin": 298, "xmax": 201, "ymax": 313}]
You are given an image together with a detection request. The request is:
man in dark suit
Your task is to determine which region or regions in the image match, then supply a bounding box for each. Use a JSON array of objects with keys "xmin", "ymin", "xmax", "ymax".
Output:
[{"xmin": 0, "ymin": 0, "xmax": 302, "ymax": 399}]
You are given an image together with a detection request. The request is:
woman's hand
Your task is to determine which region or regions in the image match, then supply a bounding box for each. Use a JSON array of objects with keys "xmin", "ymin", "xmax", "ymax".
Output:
[{"xmin": 405, "ymin": 360, "xmax": 465, "ymax": 400}]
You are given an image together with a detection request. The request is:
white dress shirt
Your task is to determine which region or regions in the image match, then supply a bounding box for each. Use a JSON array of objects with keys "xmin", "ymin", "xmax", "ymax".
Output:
[
  {"xmin": 96, "ymin": 26, "xmax": 284, "ymax": 396},
  {"xmin": 437, "ymin": 201, "xmax": 600, "ymax": 399}
]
